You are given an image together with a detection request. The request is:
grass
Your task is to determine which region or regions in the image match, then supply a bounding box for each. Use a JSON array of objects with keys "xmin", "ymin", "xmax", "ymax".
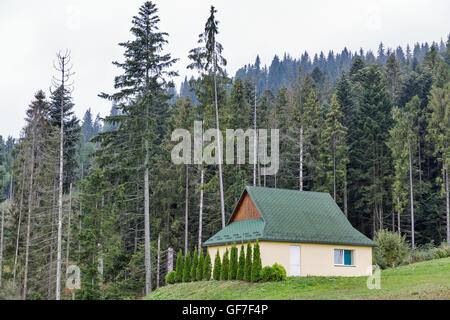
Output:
[{"xmin": 145, "ymin": 257, "xmax": 450, "ymax": 300}]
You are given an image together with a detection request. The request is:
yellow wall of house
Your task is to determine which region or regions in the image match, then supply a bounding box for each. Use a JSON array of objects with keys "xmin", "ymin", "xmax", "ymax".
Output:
[{"xmin": 206, "ymin": 241, "xmax": 373, "ymax": 277}]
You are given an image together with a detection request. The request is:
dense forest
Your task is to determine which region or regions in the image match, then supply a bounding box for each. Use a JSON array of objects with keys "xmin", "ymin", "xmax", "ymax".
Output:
[{"xmin": 0, "ymin": 1, "xmax": 449, "ymax": 300}]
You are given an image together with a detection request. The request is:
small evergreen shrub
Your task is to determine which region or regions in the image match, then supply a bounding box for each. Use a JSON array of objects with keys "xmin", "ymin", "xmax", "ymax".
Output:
[
  {"xmin": 373, "ymin": 229, "xmax": 409, "ymax": 269},
  {"xmin": 251, "ymin": 241, "xmax": 262, "ymax": 282},
  {"xmin": 220, "ymin": 249, "xmax": 229, "ymax": 280},
  {"xmin": 203, "ymin": 251, "xmax": 212, "ymax": 280},
  {"xmin": 196, "ymin": 247, "xmax": 204, "ymax": 281},
  {"xmin": 271, "ymin": 263, "xmax": 287, "ymax": 281},
  {"xmin": 259, "ymin": 263, "xmax": 286, "ymax": 282},
  {"xmin": 237, "ymin": 244, "xmax": 245, "ymax": 280},
  {"xmin": 182, "ymin": 251, "xmax": 191, "ymax": 282},
  {"xmin": 260, "ymin": 266, "xmax": 274, "ymax": 282},
  {"xmin": 191, "ymin": 247, "xmax": 198, "ymax": 281},
  {"xmin": 213, "ymin": 250, "xmax": 221, "ymax": 280},
  {"xmin": 244, "ymin": 241, "xmax": 252, "ymax": 282},
  {"xmin": 175, "ymin": 249, "xmax": 184, "ymax": 282},
  {"xmin": 165, "ymin": 271, "xmax": 177, "ymax": 284},
  {"xmin": 228, "ymin": 245, "xmax": 238, "ymax": 280}
]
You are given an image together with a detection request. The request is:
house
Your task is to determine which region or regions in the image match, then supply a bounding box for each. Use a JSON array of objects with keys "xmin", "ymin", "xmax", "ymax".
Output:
[{"xmin": 204, "ymin": 186, "xmax": 376, "ymax": 277}]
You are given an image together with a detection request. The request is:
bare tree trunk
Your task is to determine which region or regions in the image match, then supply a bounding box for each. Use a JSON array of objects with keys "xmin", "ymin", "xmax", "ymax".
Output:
[
  {"xmin": 144, "ymin": 163, "xmax": 151, "ymax": 294},
  {"xmin": 299, "ymin": 126, "xmax": 304, "ymax": 191},
  {"xmin": 408, "ymin": 143, "xmax": 415, "ymax": 249},
  {"xmin": 184, "ymin": 165, "xmax": 189, "ymax": 255},
  {"xmin": 167, "ymin": 247, "xmax": 174, "ymax": 273},
  {"xmin": 23, "ymin": 125, "xmax": 36, "ymax": 300},
  {"xmin": 156, "ymin": 234, "xmax": 160, "ymax": 289},
  {"xmin": 55, "ymin": 53, "xmax": 68, "ymax": 301},
  {"xmin": 213, "ymin": 52, "xmax": 226, "ymax": 229},
  {"xmin": 66, "ymin": 183, "xmax": 72, "ymax": 266},
  {"xmin": 13, "ymin": 169, "xmax": 26, "ymax": 288},
  {"xmin": 198, "ymin": 166, "xmax": 204, "ymax": 251}
]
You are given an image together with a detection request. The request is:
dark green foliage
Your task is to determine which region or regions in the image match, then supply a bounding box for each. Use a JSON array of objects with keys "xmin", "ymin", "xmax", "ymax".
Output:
[
  {"xmin": 165, "ymin": 271, "xmax": 177, "ymax": 284},
  {"xmin": 220, "ymin": 249, "xmax": 229, "ymax": 280},
  {"xmin": 228, "ymin": 245, "xmax": 238, "ymax": 280},
  {"xmin": 259, "ymin": 263, "xmax": 287, "ymax": 282},
  {"xmin": 237, "ymin": 245, "xmax": 245, "ymax": 280},
  {"xmin": 244, "ymin": 241, "xmax": 252, "ymax": 282},
  {"xmin": 196, "ymin": 248, "xmax": 204, "ymax": 281},
  {"xmin": 213, "ymin": 250, "xmax": 221, "ymax": 280},
  {"xmin": 191, "ymin": 247, "xmax": 198, "ymax": 281},
  {"xmin": 373, "ymin": 230, "xmax": 409, "ymax": 269},
  {"xmin": 251, "ymin": 241, "xmax": 262, "ymax": 282},
  {"xmin": 183, "ymin": 251, "xmax": 192, "ymax": 282},
  {"xmin": 203, "ymin": 251, "xmax": 212, "ymax": 280},
  {"xmin": 175, "ymin": 249, "xmax": 184, "ymax": 282}
]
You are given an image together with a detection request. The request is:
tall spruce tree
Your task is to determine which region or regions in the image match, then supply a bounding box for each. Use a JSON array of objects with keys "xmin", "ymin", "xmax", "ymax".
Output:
[
  {"xmin": 188, "ymin": 6, "xmax": 227, "ymax": 229},
  {"xmin": 97, "ymin": 1, "xmax": 177, "ymax": 294}
]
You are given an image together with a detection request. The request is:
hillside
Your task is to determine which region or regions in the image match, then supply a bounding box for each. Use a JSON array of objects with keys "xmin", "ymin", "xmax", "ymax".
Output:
[{"xmin": 145, "ymin": 258, "xmax": 450, "ymax": 300}]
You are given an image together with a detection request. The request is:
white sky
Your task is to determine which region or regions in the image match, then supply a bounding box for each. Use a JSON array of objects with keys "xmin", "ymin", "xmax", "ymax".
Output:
[{"xmin": 0, "ymin": 0, "xmax": 449, "ymax": 139}]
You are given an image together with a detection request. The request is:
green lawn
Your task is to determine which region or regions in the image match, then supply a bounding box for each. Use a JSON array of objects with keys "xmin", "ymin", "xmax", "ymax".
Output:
[{"xmin": 145, "ymin": 257, "xmax": 450, "ymax": 300}]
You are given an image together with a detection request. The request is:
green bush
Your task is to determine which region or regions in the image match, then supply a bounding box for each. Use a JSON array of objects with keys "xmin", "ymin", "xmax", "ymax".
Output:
[
  {"xmin": 182, "ymin": 251, "xmax": 191, "ymax": 282},
  {"xmin": 213, "ymin": 250, "xmax": 221, "ymax": 280},
  {"xmin": 203, "ymin": 251, "xmax": 212, "ymax": 280},
  {"xmin": 175, "ymin": 249, "xmax": 184, "ymax": 282},
  {"xmin": 220, "ymin": 249, "xmax": 229, "ymax": 280},
  {"xmin": 237, "ymin": 244, "xmax": 245, "ymax": 280},
  {"xmin": 229, "ymin": 245, "xmax": 238, "ymax": 280},
  {"xmin": 259, "ymin": 263, "xmax": 286, "ymax": 282},
  {"xmin": 244, "ymin": 241, "xmax": 252, "ymax": 281},
  {"xmin": 271, "ymin": 263, "xmax": 287, "ymax": 281},
  {"xmin": 373, "ymin": 229, "xmax": 409, "ymax": 269},
  {"xmin": 251, "ymin": 241, "xmax": 262, "ymax": 282},
  {"xmin": 260, "ymin": 266, "xmax": 274, "ymax": 282},
  {"xmin": 165, "ymin": 270, "xmax": 177, "ymax": 284}
]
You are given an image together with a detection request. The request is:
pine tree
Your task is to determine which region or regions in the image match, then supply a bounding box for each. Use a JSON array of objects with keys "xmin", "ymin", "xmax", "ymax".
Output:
[
  {"xmin": 319, "ymin": 94, "xmax": 349, "ymax": 205},
  {"xmin": 188, "ymin": 6, "xmax": 227, "ymax": 229},
  {"xmin": 237, "ymin": 244, "xmax": 245, "ymax": 280},
  {"xmin": 244, "ymin": 241, "xmax": 252, "ymax": 281},
  {"xmin": 251, "ymin": 241, "xmax": 262, "ymax": 282},
  {"xmin": 183, "ymin": 250, "xmax": 191, "ymax": 282},
  {"xmin": 196, "ymin": 248, "xmax": 204, "ymax": 281},
  {"xmin": 175, "ymin": 249, "xmax": 184, "ymax": 282},
  {"xmin": 213, "ymin": 250, "xmax": 221, "ymax": 280},
  {"xmin": 203, "ymin": 251, "xmax": 212, "ymax": 280},
  {"xmin": 220, "ymin": 249, "xmax": 229, "ymax": 280},
  {"xmin": 228, "ymin": 244, "xmax": 238, "ymax": 280},
  {"xmin": 97, "ymin": 1, "xmax": 178, "ymax": 295}
]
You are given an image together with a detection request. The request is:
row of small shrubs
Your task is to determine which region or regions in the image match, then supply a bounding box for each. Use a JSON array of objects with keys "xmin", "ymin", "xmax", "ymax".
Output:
[
  {"xmin": 373, "ymin": 229, "xmax": 450, "ymax": 269},
  {"xmin": 166, "ymin": 240, "xmax": 286, "ymax": 284},
  {"xmin": 165, "ymin": 247, "xmax": 212, "ymax": 284}
]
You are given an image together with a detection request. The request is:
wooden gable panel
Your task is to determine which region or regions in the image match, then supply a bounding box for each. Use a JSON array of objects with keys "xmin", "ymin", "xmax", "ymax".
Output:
[{"xmin": 229, "ymin": 192, "xmax": 261, "ymax": 223}]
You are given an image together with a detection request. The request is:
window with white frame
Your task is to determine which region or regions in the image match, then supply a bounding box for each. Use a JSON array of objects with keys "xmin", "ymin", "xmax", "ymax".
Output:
[{"xmin": 334, "ymin": 249, "xmax": 353, "ymax": 266}]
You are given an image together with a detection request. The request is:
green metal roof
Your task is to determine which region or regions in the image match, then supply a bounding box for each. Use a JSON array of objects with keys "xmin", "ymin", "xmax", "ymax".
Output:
[{"xmin": 203, "ymin": 186, "xmax": 375, "ymax": 247}]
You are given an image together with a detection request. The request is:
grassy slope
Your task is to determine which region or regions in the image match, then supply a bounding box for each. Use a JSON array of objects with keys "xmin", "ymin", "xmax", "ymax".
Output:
[{"xmin": 146, "ymin": 257, "xmax": 450, "ymax": 300}]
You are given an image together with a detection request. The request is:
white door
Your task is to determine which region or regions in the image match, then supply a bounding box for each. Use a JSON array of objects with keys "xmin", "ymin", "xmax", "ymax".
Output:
[{"xmin": 289, "ymin": 245, "xmax": 300, "ymax": 276}]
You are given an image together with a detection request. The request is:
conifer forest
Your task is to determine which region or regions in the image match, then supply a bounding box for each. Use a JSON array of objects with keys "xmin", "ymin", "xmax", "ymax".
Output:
[{"xmin": 0, "ymin": 1, "xmax": 449, "ymax": 300}]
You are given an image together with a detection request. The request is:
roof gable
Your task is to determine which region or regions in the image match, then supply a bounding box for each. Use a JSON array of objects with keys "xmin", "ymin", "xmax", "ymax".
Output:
[{"xmin": 228, "ymin": 190, "xmax": 262, "ymax": 223}]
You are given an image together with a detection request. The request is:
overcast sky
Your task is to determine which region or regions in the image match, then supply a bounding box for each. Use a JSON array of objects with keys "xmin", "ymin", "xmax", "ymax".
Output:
[{"xmin": 0, "ymin": 0, "xmax": 449, "ymax": 139}]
